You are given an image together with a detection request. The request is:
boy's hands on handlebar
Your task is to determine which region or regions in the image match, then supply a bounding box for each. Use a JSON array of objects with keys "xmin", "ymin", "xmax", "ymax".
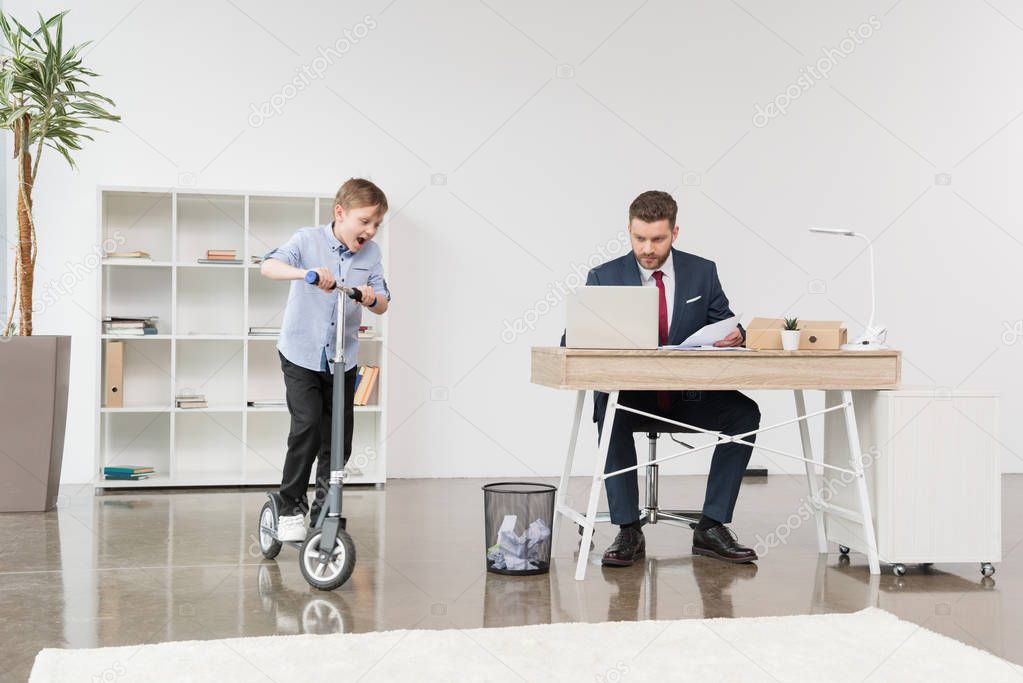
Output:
[
  {"xmin": 355, "ymin": 286, "xmax": 377, "ymax": 308},
  {"xmin": 311, "ymin": 267, "xmax": 335, "ymax": 292}
]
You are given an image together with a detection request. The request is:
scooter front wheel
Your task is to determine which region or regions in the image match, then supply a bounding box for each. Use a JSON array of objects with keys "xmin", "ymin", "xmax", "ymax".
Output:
[
  {"xmin": 300, "ymin": 528, "xmax": 356, "ymax": 591},
  {"xmin": 259, "ymin": 501, "xmax": 283, "ymax": 560}
]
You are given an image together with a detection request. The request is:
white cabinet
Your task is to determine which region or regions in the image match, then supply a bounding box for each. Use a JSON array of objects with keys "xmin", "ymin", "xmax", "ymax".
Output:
[
  {"xmin": 822, "ymin": 389, "xmax": 1000, "ymax": 571},
  {"xmin": 95, "ymin": 188, "xmax": 389, "ymax": 489}
]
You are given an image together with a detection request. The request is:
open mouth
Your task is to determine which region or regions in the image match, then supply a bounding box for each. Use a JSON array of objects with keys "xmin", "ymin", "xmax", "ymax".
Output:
[{"xmin": 356, "ymin": 236, "xmax": 367, "ymax": 246}]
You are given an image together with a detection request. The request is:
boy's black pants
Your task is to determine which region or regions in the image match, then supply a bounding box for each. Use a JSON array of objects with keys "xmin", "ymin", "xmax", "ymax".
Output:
[{"xmin": 278, "ymin": 351, "xmax": 357, "ymax": 519}]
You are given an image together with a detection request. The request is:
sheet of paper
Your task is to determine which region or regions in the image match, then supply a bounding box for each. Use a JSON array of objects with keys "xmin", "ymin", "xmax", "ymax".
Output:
[{"xmin": 660, "ymin": 315, "xmax": 741, "ymax": 349}]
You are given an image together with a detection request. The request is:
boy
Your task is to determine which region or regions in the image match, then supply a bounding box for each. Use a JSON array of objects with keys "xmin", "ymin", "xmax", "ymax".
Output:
[{"xmin": 260, "ymin": 178, "xmax": 391, "ymax": 541}]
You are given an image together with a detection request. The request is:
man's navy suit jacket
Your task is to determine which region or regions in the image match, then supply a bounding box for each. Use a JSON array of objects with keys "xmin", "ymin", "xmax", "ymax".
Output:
[{"xmin": 562, "ymin": 248, "xmax": 744, "ymax": 423}]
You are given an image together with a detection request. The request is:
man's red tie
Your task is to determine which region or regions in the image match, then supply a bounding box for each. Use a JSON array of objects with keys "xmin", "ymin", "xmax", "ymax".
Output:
[{"xmin": 652, "ymin": 271, "xmax": 670, "ymax": 411}]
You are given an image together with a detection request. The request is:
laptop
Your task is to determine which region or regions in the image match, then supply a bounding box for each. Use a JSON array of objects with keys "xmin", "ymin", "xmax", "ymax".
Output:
[{"xmin": 565, "ymin": 286, "xmax": 659, "ymax": 349}]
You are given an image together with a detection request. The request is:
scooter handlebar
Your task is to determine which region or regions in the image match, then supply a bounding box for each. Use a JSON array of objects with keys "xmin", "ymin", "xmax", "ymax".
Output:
[{"xmin": 305, "ymin": 270, "xmax": 363, "ymax": 302}]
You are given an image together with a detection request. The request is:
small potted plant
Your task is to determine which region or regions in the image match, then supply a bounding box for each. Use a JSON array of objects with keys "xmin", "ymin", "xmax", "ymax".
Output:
[{"xmin": 782, "ymin": 317, "xmax": 800, "ymax": 351}]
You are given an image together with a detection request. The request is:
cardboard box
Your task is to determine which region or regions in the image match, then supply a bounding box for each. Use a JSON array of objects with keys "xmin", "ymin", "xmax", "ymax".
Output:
[{"xmin": 745, "ymin": 318, "xmax": 847, "ymax": 350}]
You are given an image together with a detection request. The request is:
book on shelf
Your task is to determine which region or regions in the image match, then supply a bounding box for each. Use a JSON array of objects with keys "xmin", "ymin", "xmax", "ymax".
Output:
[
  {"xmin": 104, "ymin": 250, "xmax": 153, "ymax": 263},
  {"xmin": 103, "ymin": 472, "xmax": 151, "ymax": 482},
  {"xmin": 103, "ymin": 465, "xmax": 154, "ymax": 481},
  {"xmin": 104, "ymin": 465, "xmax": 154, "ymax": 475},
  {"xmin": 357, "ymin": 325, "xmax": 375, "ymax": 339},
  {"xmin": 248, "ymin": 326, "xmax": 280, "ymax": 336},
  {"xmin": 247, "ymin": 399, "xmax": 286, "ymax": 407},
  {"xmin": 206, "ymin": 249, "xmax": 237, "ymax": 257},
  {"xmin": 353, "ymin": 365, "xmax": 379, "ymax": 406},
  {"xmin": 197, "ymin": 258, "xmax": 243, "ymax": 264},
  {"xmin": 104, "ymin": 316, "xmax": 158, "ymax": 336},
  {"xmin": 176, "ymin": 392, "xmax": 208, "ymax": 409}
]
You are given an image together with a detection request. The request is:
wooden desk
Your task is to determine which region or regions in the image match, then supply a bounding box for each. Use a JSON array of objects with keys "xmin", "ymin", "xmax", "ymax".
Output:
[
  {"xmin": 530, "ymin": 347, "xmax": 902, "ymax": 580},
  {"xmin": 531, "ymin": 348, "xmax": 901, "ymax": 391}
]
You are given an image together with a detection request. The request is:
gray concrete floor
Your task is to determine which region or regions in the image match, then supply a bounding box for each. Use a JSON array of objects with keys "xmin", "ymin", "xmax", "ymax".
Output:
[{"xmin": 2, "ymin": 474, "xmax": 1020, "ymax": 682}]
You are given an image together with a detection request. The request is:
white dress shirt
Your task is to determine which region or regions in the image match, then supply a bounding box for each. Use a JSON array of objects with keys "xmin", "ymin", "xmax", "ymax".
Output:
[{"xmin": 637, "ymin": 254, "xmax": 676, "ymax": 329}]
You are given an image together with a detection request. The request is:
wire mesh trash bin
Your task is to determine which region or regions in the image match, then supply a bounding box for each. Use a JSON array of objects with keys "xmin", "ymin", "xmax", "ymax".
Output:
[{"xmin": 483, "ymin": 482, "xmax": 556, "ymax": 576}]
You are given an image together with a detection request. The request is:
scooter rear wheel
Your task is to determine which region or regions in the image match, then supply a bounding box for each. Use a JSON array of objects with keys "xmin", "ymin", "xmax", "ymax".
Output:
[
  {"xmin": 300, "ymin": 528, "xmax": 356, "ymax": 591},
  {"xmin": 259, "ymin": 501, "xmax": 283, "ymax": 560}
]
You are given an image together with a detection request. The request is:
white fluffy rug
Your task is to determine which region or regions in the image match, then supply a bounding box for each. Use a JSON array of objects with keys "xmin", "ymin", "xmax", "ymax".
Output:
[{"xmin": 30, "ymin": 608, "xmax": 1021, "ymax": 682}]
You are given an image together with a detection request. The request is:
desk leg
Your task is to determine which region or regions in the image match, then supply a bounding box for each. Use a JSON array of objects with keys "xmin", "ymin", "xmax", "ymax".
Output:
[
  {"xmin": 576, "ymin": 390, "xmax": 618, "ymax": 581},
  {"xmin": 554, "ymin": 390, "xmax": 585, "ymax": 547},
  {"xmin": 794, "ymin": 390, "xmax": 828, "ymax": 554},
  {"xmin": 842, "ymin": 390, "xmax": 880, "ymax": 575}
]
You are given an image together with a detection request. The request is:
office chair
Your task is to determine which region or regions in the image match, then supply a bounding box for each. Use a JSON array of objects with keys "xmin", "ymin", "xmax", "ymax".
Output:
[
  {"xmin": 584, "ymin": 423, "xmax": 704, "ymax": 532},
  {"xmin": 637, "ymin": 430, "xmax": 703, "ymax": 527}
]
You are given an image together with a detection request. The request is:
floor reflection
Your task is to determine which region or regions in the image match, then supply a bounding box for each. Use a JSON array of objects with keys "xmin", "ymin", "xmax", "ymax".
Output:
[{"xmin": 256, "ymin": 563, "xmax": 354, "ymax": 635}]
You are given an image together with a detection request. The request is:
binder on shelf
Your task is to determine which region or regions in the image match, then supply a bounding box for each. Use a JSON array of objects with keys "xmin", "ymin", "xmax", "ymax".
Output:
[
  {"xmin": 105, "ymin": 340, "xmax": 124, "ymax": 407},
  {"xmin": 354, "ymin": 365, "xmax": 379, "ymax": 406}
]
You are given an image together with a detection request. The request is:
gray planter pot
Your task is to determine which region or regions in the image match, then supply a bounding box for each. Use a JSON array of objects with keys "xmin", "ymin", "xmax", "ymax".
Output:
[{"xmin": 0, "ymin": 335, "xmax": 70, "ymax": 512}]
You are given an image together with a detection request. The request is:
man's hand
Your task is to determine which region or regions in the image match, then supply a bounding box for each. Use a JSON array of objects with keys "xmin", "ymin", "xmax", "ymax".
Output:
[
  {"xmin": 311, "ymin": 267, "xmax": 335, "ymax": 292},
  {"xmin": 356, "ymin": 285, "xmax": 377, "ymax": 308},
  {"xmin": 713, "ymin": 327, "xmax": 743, "ymax": 347}
]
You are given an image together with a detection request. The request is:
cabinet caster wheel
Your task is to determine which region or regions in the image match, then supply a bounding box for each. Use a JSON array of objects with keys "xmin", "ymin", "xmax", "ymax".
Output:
[
  {"xmin": 981, "ymin": 562, "xmax": 995, "ymax": 577},
  {"xmin": 838, "ymin": 545, "xmax": 850, "ymax": 555},
  {"xmin": 892, "ymin": 564, "xmax": 907, "ymax": 576}
]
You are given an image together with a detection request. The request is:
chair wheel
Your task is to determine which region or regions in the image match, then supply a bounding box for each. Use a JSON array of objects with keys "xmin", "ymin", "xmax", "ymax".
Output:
[
  {"xmin": 838, "ymin": 545, "xmax": 850, "ymax": 555},
  {"xmin": 981, "ymin": 562, "xmax": 995, "ymax": 577},
  {"xmin": 893, "ymin": 563, "xmax": 907, "ymax": 576}
]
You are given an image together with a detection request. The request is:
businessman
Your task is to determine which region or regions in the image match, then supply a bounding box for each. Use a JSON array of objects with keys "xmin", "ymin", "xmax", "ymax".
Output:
[{"xmin": 583, "ymin": 190, "xmax": 760, "ymax": 567}]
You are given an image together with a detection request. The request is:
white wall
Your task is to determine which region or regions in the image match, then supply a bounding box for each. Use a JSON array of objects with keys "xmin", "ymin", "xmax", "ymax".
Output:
[{"xmin": 6, "ymin": 0, "xmax": 1021, "ymax": 483}]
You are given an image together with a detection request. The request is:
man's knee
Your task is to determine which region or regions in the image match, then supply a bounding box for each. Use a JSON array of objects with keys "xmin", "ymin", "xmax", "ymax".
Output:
[{"xmin": 729, "ymin": 394, "xmax": 760, "ymax": 432}]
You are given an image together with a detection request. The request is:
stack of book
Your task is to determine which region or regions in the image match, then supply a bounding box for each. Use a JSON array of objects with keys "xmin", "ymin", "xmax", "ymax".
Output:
[
  {"xmin": 176, "ymin": 392, "xmax": 208, "ymax": 409},
  {"xmin": 198, "ymin": 249, "xmax": 242, "ymax": 265},
  {"xmin": 104, "ymin": 316, "xmax": 158, "ymax": 336},
  {"xmin": 354, "ymin": 365, "xmax": 380, "ymax": 406},
  {"xmin": 104, "ymin": 250, "xmax": 152, "ymax": 263},
  {"xmin": 358, "ymin": 325, "xmax": 375, "ymax": 339},
  {"xmin": 104, "ymin": 465, "xmax": 154, "ymax": 481},
  {"xmin": 248, "ymin": 326, "xmax": 280, "ymax": 337},
  {"xmin": 247, "ymin": 399, "xmax": 286, "ymax": 408}
]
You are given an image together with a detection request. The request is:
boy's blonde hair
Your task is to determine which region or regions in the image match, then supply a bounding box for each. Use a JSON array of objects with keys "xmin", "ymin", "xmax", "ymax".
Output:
[{"xmin": 335, "ymin": 177, "xmax": 388, "ymax": 216}]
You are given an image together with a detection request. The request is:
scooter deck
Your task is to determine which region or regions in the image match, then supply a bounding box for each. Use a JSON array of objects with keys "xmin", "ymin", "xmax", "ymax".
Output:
[{"xmin": 263, "ymin": 516, "xmax": 348, "ymax": 549}]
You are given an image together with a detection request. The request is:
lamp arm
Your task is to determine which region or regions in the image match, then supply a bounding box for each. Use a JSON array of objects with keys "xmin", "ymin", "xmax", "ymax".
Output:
[{"xmin": 852, "ymin": 232, "xmax": 876, "ymax": 331}]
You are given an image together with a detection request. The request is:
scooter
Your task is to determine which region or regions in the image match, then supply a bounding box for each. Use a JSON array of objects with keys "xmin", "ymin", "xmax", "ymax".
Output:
[{"xmin": 257, "ymin": 269, "xmax": 361, "ymax": 590}]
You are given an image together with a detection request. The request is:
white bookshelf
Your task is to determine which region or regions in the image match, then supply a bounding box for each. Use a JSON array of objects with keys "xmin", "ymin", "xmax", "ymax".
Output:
[{"xmin": 95, "ymin": 187, "xmax": 389, "ymax": 490}]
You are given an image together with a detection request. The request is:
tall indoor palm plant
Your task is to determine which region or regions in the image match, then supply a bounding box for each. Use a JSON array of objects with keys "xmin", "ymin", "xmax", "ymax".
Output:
[
  {"xmin": 1, "ymin": 10, "xmax": 119, "ymax": 335},
  {"xmin": 0, "ymin": 11, "xmax": 119, "ymax": 512}
]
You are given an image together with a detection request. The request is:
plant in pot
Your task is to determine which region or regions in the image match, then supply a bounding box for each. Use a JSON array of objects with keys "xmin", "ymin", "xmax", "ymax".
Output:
[
  {"xmin": 0, "ymin": 11, "xmax": 119, "ymax": 511},
  {"xmin": 782, "ymin": 317, "xmax": 800, "ymax": 351}
]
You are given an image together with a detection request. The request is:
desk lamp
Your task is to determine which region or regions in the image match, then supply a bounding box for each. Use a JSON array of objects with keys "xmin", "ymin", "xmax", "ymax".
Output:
[{"xmin": 809, "ymin": 228, "xmax": 888, "ymax": 351}]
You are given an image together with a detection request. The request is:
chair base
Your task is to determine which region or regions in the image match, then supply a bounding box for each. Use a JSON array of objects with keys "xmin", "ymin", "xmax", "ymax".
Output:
[
  {"xmin": 580, "ymin": 507, "xmax": 701, "ymax": 530},
  {"xmin": 640, "ymin": 507, "xmax": 700, "ymax": 528}
]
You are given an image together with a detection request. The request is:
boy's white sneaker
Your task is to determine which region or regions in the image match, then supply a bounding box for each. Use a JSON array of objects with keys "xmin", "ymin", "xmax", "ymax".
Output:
[{"xmin": 277, "ymin": 514, "xmax": 307, "ymax": 542}]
